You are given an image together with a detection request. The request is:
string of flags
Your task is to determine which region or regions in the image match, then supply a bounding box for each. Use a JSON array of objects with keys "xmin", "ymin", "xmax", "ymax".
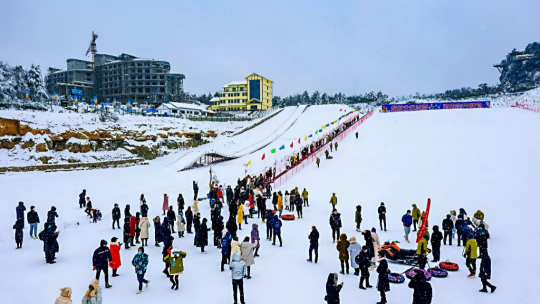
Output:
[{"xmin": 245, "ymin": 108, "xmax": 361, "ymax": 167}]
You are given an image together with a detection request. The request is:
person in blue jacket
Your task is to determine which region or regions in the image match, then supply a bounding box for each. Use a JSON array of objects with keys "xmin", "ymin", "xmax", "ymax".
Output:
[
  {"xmin": 221, "ymin": 231, "xmax": 232, "ymax": 271},
  {"xmin": 401, "ymin": 210, "xmax": 413, "ymax": 243},
  {"xmin": 16, "ymin": 201, "xmax": 26, "ymax": 227},
  {"xmin": 455, "ymin": 214, "xmax": 466, "ymax": 246},
  {"xmin": 272, "ymin": 215, "xmax": 283, "ymax": 247},
  {"xmin": 265, "ymin": 210, "xmax": 274, "ymax": 240}
]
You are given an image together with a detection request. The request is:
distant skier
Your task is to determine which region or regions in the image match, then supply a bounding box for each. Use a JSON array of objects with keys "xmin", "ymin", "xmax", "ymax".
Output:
[
  {"xmin": 308, "ymin": 226, "xmax": 319, "ymax": 263},
  {"xmin": 378, "ymin": 202, "xmax": 387, "ymax": 231}
]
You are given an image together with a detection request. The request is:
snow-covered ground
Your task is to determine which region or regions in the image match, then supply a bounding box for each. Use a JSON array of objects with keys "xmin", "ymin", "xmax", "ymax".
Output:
[{"xmin": 0, "ymin": 106, "xmax": 539, "ymax": 303}]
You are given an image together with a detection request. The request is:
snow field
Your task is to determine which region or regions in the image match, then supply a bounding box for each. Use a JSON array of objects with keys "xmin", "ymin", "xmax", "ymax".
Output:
[{"xmin": 0, "ymin": 106, "xmax": 538, "ymax": 303}]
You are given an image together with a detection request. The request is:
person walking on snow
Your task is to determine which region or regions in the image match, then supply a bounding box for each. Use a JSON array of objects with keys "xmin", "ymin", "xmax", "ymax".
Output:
[
  {"xmin": 132, "ymin": 247, "xmax": 150, "ymax": 294},
  {"xmin": 412, "ymin": 204, "xmax": 421, "ymax": 231},
  {"xmin": 479, "ymin": 251, "xmax": 497, "ymax": 293},
  {"xmin": 348, "ymin": 236, "xmax": 362, "ymax": 275},
  {"xmin": 442, "ymin": 214, "xmax": 454, "ymax": 246},
  {"xmin": 123, "ymin": 218, "xmax": 131, "ymax": 249},
  {"xmin": 476, "ymin": 223, "xmax": 490, "ymax": 257},
  {"xmin": 378, "ymin": 202, "xmax": 387, "ymax": 231},
  {"xmin": 79, "ymin": 189, "xmax": 86, "ymax": 209},
  {"xmin": 464, "ymin": 236, "xmax": 478, "ymax": 277},
  {"xmin": 240, "ymin": 236, "xmax": 256, "ymax": 279},
  {"xmin": 272, "ymin": 215, "xmax": 283, "ymax": 246},
  {"xmin": 336, "ymin": 233, "xmax": 350, "ymax": 274},
  {"xmin": 92, "ymin": 240, "xmax": 112, "ymax": 288},
  {"xmin": 308, "ymin": 226, "xmax": 320, "ymax": 263},
  {"xmin": 47, "ymin": 206, "xmax": 58, "ymax": 225},
  {"xmin": 13, "ymin": 219, "xmax": 24, "ymax": 249},
  {"xmin": 325, "ymin": 273, "xmax": 344, "ymax": 304},
  {"xmin": 162, "ymin": 194, "xmax": 169, "ymax": 216},
  {"xmin": 431, "ymin": 225, "xmax": 443, "ymax": 262},
  {"xmin": 376, "ymin": 259, "xmax": 390, "ymax": 304},
  {"xmin": 109, "ymin": 237, "xmax": 122, "ymax": 277},
  {"xmin": 330, "ymin": 193, "xmax": 338, "ymax": 211},
  {"xmin": 401, "ymin": 210, "xmax": 413, "ymax": 243},
  {"xmin": 230, "ymin": 253, "xmax": 246, "ymax": 304},
  {"xmin": 164, "ymin": 248, "xmax": 187, "ymax": 290},
  {"xmin": 316, "ymin": 157, "xmax": 320, "ymax": 168},
  {"xmin": 355, "ymin": 205, "xmax": 362, "ymax": 232},
  {"xmin": 356, "ymin": 246, "xmax": 373, "ymax": 289},
  {"xmin": 329, "ymin": 210, "xmax": 342, "ymax": 243},
  {"xmin": 112, "ymin": 204, "xmax": 121, "ymax": 230},
  {"xmin": 85, "ymin": 197, "xmax": 93, "ymax": 218}
]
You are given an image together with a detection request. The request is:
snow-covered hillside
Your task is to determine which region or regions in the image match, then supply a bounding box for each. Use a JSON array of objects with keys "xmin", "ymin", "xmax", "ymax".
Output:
[{"xmin": 0, "ymin": 106, "xmax": 538, "ymax": 304}]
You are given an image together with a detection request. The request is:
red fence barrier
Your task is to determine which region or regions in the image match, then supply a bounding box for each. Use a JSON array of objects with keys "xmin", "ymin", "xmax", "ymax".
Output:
[
  {"xmin": 515, "ymin": 103, "xmax": 540, "ymax": 113},
  {"xmin": 267, "ymin": 110, "xmax": 374, "ymax": 189}
]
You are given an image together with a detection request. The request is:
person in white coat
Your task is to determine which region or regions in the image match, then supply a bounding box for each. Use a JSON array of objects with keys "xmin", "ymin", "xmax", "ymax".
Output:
[
  {"xmin": 284, "ymin": 190, "xmax": 290, "ymax": 211},
  {"xmin": 139, "ymin": 217, "xmax": 151, "ymax": 247},
  {"xmin": 176, "ymin": 213, "xmax": 186, "ymax": 238},
  {"xmin": 348, "ymin": 237, "xmax": 362, "ymax": 276},
  {"xmin": 371, "ymin": 228, "xmax": 381, "ymax": 265},
  {"xmin": 240, "ymin": 236, "xmax": 256, "ymax": 279}
]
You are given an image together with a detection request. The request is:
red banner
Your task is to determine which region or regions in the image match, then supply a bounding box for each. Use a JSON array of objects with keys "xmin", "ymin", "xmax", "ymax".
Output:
[{"xmin": 416, "ymin": 198, "xmax": 431, "ymax": 243}]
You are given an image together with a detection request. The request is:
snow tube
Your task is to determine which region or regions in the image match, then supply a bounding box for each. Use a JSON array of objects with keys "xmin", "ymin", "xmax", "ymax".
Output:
[
  {"xmin": 405, "ymin": 268, "xmax": 432, "ymax": 281},
  {"xmin": 281, "ymin": 214, "xmax": 295, "ymax": 221},
  {"xmin": 439, "ymin": 261, "xmax": 459, "ymax": 271},
  {"xmin": 428, "ymin": 267, "xmax": 448, "ymax": 278},
  {"xmin": 388, "ymin": 272, "xmax": 405, "ymax": 284},
  {"xmin": 271, "ymin": 210, "xmax": 277, "ymax": 214},
  {"xmin": 252, "ymin": 210, "xmax": 258, "ymax": 214}
]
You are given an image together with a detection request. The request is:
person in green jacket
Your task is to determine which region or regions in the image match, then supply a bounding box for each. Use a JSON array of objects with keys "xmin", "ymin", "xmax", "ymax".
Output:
[
  {"xmin": 411, "ymin": 204, "xmax": 421, "ymax": 231},
  {"xmin": 164, "ymin": 248, "xmax": 187, "ymax": 290},
  {"xmin": 302, "ymin": 189, "xmax": 309, "ymax": 207},
  {"xmin": 330, "ymin": 193, "xmax": 338, "ymax": 211},
  {"xmin": 464, "ymin": 237, "xmax": 478, "ymax": 277}
]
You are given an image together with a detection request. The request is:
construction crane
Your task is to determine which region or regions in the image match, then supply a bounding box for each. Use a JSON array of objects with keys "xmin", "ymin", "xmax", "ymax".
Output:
[{"xmin": 86, "ymin": 31, "xmax": 98, "ymax": 67}]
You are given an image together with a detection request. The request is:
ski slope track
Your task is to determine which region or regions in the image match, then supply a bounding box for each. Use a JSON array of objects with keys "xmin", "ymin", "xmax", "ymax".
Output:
[{"xmin": 0, "ymin": 107, "xmax": 538, "ymax": 304}]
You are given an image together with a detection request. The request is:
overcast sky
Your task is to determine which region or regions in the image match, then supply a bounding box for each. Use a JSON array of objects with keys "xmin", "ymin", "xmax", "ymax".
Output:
[{"xmin": 1, "ymin": 0, "xmax": 538, "ymax": 97}]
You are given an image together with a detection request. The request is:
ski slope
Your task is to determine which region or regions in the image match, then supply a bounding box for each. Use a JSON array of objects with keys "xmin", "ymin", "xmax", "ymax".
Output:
[{"xmin": 0, "ymin": 107, "xmax": 538, "ymax": 304}]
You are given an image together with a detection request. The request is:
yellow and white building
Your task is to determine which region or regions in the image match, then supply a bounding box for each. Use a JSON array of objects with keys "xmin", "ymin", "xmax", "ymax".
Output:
[{"xmin": 210, "ymin": 73, "xmax": 273, "ymax": 111}]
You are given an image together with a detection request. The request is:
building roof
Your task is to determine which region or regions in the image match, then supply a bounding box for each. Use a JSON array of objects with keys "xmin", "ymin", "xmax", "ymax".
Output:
[
  {"xmin": 169, "ymin": 102, "xmax": 210, "ymax": 111},
  {"xmin": 210, "ymin": 97, "xmax": 220, "ymax": 102},
  {"xmin": 223, "ymin": 80, "xmax": 247, "ymax": 88}
]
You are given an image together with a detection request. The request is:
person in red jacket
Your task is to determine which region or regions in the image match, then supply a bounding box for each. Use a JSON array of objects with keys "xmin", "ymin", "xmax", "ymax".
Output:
[
  {"xmin": 216, "ymin": 186, "xmax": 224, "ymax": 203},
  {"xmin": 109, "ymin": 237, "xmax": 122, "ymax": 277},
  {"xmin": 129, "ymin": 216, "xmax": 137, "ymax": 247}
]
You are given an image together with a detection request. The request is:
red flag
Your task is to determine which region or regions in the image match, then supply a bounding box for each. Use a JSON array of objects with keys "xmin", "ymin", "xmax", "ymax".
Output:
[
  {"xmin": 339, "ymin": 109, "xmax": 342, "ymax": 111},
  {"xmin": 298, "ymin": 138, "xmax": 301, "ymax": 144},
  {"xmin": 290, "ymin": 142, "xmax": 293, "ymax": 148},
  {"xmin": 416, "ymin": 198, "xmax": 431, "ymax": 243},
  {"xmin": 261, "ymin": 153, "xmax": 265, "ymax": 160}
]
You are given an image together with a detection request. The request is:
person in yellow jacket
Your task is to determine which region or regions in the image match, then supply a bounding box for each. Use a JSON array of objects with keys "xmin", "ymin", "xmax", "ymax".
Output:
[
  {"xmin": 302, "ymin": 188, "xmax": 309, "ymax": 207},
  {"xmin": 330, "ymin": 193, "xmax": 338, "ymax": 211},
  {"xmin": 411, "ymin": 204, "xmax": 421, "ymax": 231},
  {"xmin": 237, "ymin": 203, "xmax": 244, "ymax": 230},
  {"xmin": 464, "ymin": 237, "xmax": 478, "ymax": 277},
  {"xmin": 416, "ymin": 232, "xmax": 431, "ymax": 269},
  {"xmin": 277, "ymin": 192, "xmax": 283, "ymax": 217}
]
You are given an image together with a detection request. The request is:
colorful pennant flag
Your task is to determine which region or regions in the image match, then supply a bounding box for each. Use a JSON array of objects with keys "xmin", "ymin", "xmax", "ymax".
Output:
[
  {"xmin": 308, "ymin": 134, "xmax": 313, "ymax": 138},
  {"xmin": 297, "ymin": 138, "xmax": 301, "ymax": 144},
  {"xmin": 290, "ymin": 142, "xmax": 294, "ymax": 148},
  {"xmin": 279, "ymin": 145, "xmax": 285, "ymax": 150},
  {"xmin": 304, "ymin": 136, "xmax": 307, "ymax": 141},
  {"xmin": 261, "ymin": 153, "xmax": 265, "ymax": 160},
  {"xmin": 271, "ymin": 148, "xmax": 276, "ymax": 154},
  {"xmin": 246, "ymin": 160, "xmax": 251, "ymax": 167},
  {"xmin": 319, "ymin": 129, "xmax": 323, "ymax": 133},
  {"xmin": 322, "ymin": 125, "xmax": 326, "ymax": 129},
  {"xmin": 326, "ymin": 124, "xmax": 330, "ymax": 127},
  {"xmin": 315, "ymin": 130, "xmax": 318, "ymax": 135}
]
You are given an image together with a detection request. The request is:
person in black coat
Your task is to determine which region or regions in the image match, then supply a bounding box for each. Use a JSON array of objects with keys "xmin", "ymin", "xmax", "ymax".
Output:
[
  {"xmin": 112, "ymin": 204, "xmax": 121, "ymax": 229},
  {"xmin": 476, "ymin": 223, "xmax": 490, "ymax": 256},
  {"xmin": 123, "ymin": 217, "xmax": 131, "ymax": 249},
  {"xmin": 185, "ymin": 207, "xmax": 194, "ymax": 234},
  {"xmin": 140, "ymin": 201, "xmax": 149, "ymax": 217},
  {"xmin": 325, "ymin": 273, "xmax": 343, "ymax": 304},
  {"xmin": 408, "ymin": 270, "xmax": 432, "ymax": 304},
  {"xmin": 442, "ymin": 214, "xmax": 454, "ymax": 245},
  {"xmin": 47, "ymin": 206, "xmax": 58, "ymax": 225},
  {"xmin": 167, "ymin": 206, "xmax": 176, "ymax": 233},
  {"xmin": 479, "ymin": 252, "xmax": 496, "ymax": 293},
  {"xmin": 362, "ymin": 230, "xmax": 374, "ymax": 260},
  {"xmin": 193, "ymin": 214, "xmax": 201, "ymax": 246},
  {"xmin": 154, "ymin": 216, "xmax": 163, "ymax": 246},
  {"xmin": 226, "ymin": 216, "xmax": 238, "ymax": 239},
  {"xmin": 92, "ymin": 239, "xmax": 112, "ymax": 288},
  {"xmin": 376, "ymin": 259, "xmax": 390, "ymax": 304},
  {"xmin": 125, "ymin": 204, "xmax": 132, "ymax": 219},
  {"xmin": 256, "ymin": 196, "xmax": 266, "ymax": 218},
  {"xmin": 213, "ymin": 216, "xmax": 225, "ymax": 248},
  {"xmin": 198, "ymin": 218, "xmax": 210, "ymax": 252},
  {"xmin": 272, "ymin": 192, "xmax": 278, "ymax": 211},
  {"xmin": 430, "ymin": 225, "xmax": 443, "ymax": 262},
  {"xmin": 308, "ymin": 226, "xmax": 319, "ymax": 263},
  {"xmin": 329, "ymin": 210, "xmax": 342, "ymax": 243},
  {"xmin": 378, "ymin": 202, "xmax": 387, "ymax": 231},
  {"xmin": 162, "ymin": 217, "xmax": 172, "ymax": 244},
  {"xmin": 16, "ymin": 201, "xmax": 26, "ymax": 226},
  {"xmin": 295, "ymin": 196, "xmax": 303, "ymax": 219},
  {"xmin": 177, "ymin": 193, "xmax": 185, "ymax": 212},
  {"xmin": 13, "ymin": 219, "xmax": 24, "ymax": 249},
  {"xmin": 455, "ymin": 215, "xmax": 465, "ymax": 246},
  {"xmin": 226, "ymin": 186, "xmax": 234, "ymax": 206},
  {"xmin": 79, "ymin": 189, "xmax": 86, "ymax": 208},
  {"xmin": 356, "ymin": 246, "xmax": 372, "ymax": 289},
  {"xmin": 43, "ymin": 224, "xmax": 59, "ymax": 264},
  {"xmin": 27, "ymin": 206, "xmax": 40, "ymax": 238}
]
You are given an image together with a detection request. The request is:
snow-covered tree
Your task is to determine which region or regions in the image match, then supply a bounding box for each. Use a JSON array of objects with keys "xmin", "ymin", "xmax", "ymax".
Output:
[{"xmin": 26, "ymin": 64, "xmax": 48, "ymax": 102}]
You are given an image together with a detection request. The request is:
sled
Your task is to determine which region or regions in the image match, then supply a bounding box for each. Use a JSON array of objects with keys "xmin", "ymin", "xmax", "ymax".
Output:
[
  {"xmin": 438, "ymin": 260, "xmax": 459, "ymax": 271},
  {"xmin": 428, "ymin": 267, "xmax": 448, "ymax": 278},
  {"xmin": 388, "ymin": 272, "xmax": 405, "ymax": 284},
  {"xmin": 378, "ymin": 241, "xmax": 418, "ymax": 265},
  {"xmin": 281, "ymin": 214, "xmax": 295, "ymax": 221},
  {"xmin": 405, "ymin": 268, "xmax": 432, "ymax": 281}
]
